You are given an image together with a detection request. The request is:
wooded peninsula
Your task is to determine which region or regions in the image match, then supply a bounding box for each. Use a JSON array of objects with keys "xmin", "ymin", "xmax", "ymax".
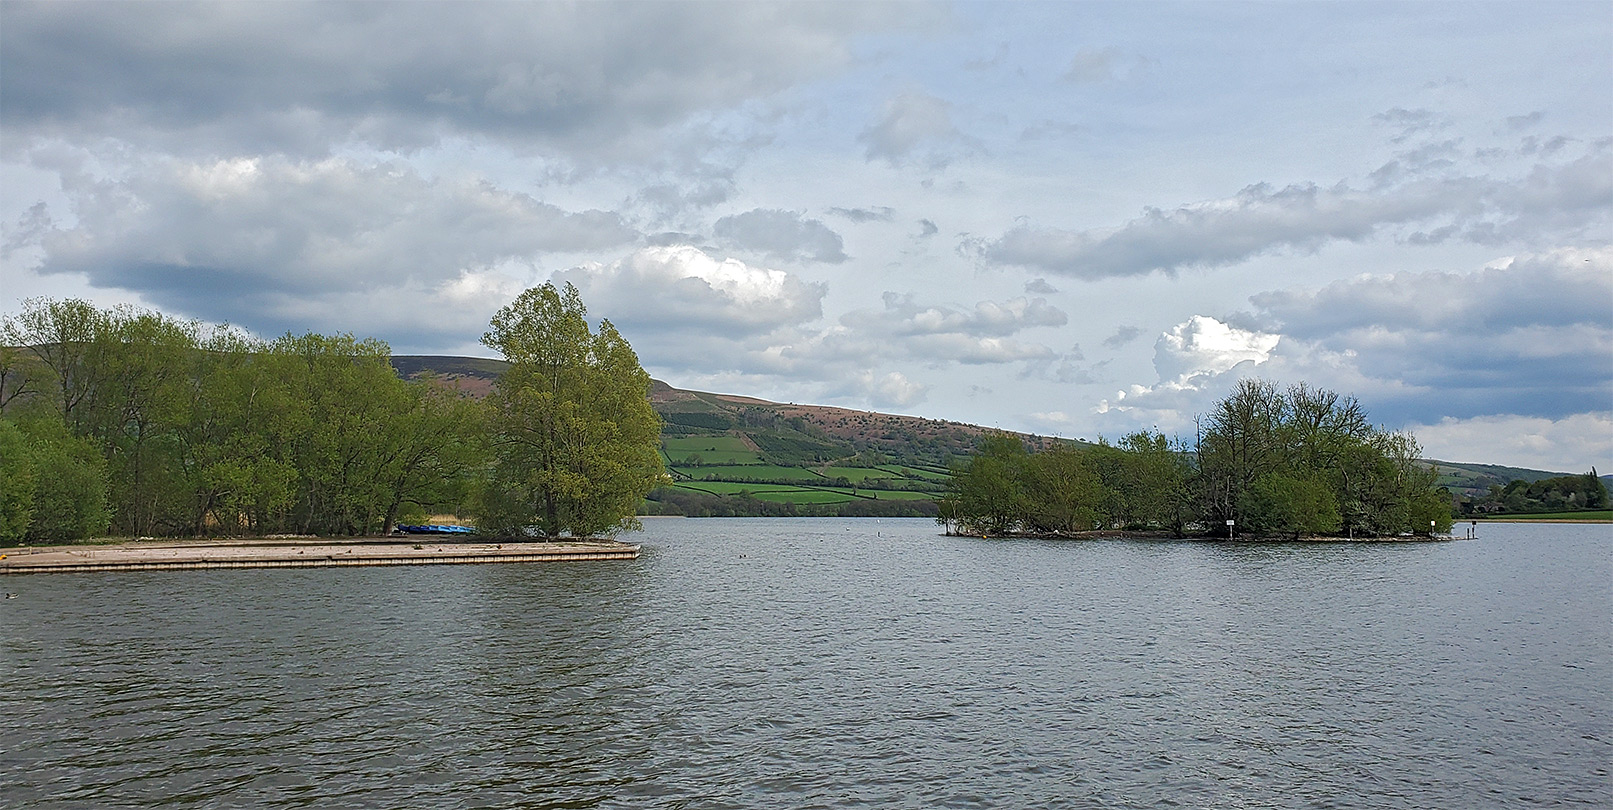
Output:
[{"xmin": 1, "ymin": 287, "xmax": 661, "ymax": 544}]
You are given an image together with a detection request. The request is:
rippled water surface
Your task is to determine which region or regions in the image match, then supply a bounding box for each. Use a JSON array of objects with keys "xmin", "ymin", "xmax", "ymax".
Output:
[{"xmin": 3, "ymin": 519, "xmax": 1609, "ymax": 808}]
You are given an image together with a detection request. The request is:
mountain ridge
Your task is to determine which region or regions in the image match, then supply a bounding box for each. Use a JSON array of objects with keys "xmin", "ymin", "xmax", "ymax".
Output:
[{"xmin": 391, "ymin": 355, "xmax": 1604, "ymax": 497}]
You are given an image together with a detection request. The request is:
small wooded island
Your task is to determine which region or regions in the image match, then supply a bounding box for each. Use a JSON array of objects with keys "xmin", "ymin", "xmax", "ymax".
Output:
[{"xmin": 941, "ymin": 380, "xmax": 1455, "ymax": 540}]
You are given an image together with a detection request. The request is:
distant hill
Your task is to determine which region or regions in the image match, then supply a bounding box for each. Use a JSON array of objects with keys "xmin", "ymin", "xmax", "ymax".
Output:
[
  {"xmin": 392, "ymin": 355, "xmax": 1057, "ymax": 468},
  {"xmin": 392, "ymin": 355, "xmax": 1598, "ymax": 505},
  {"xmin": 1422, "ymin": 460, "xmax": 1603, "ymax": 497},
  {"xmin": 393, "ymin": 354, "xmax": 1081, "ymax": 516}
]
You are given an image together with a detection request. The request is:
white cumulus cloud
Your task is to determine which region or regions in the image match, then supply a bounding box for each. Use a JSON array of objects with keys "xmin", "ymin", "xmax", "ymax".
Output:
[
  {"xmin": 1153, "ymin": 315, "xmax": 1280, "ymax": 386},
  {"xmin": 553, "ymin": 245, "xmax": 825, "ymax": 335},
  {"xmin": 1409, "ymin": 412, "xmax": 1613, "ymax": 473}
]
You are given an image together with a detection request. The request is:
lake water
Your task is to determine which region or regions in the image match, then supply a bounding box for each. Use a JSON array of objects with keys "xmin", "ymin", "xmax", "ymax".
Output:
[{"xmin": 2, "ymin": 519, "xmax": 1608, "ymax": 809}]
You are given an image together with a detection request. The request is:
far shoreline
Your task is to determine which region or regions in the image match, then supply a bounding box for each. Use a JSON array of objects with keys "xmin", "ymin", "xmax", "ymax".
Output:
[{"xmin": 944, "ymin": 529, "xmax": 1464, "ymax": 543}]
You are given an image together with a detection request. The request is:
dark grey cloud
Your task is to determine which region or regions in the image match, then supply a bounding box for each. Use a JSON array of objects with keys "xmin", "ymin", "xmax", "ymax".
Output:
[
  {"xmin": 1518, "ymin": 134, "xmax": 1576, "ymax": 158},
  {"xmin": 0, "ymin": 1, "xmax": 930, "ymax": 161},
  {"xmin": 1100, "ymin": 251, "xmax": 1613, "ymax": 440},
  {"xmin": 24, "ymin": 156, "xmax": 635, "ymax": 329},
  {"xmin": 977, "ymin": 146, "xmax": 1613, "ymax": 279},
  {"xmin": 1247, "ymin": 249, "xmax": 1613, "ymax": 422},
  {"xmin": 713, "ymin": 208, "xmax": 847, "ymax": 263},
  {"xmin": 556, "ymin": 269, "xmax": 1065, "ymax": 390},
  {"xmin": 828, "ymin": 206, "xmax": 895, "ymax": 223},
  {"xmin": 1023, "ymin": 278, "xmax": 1057, "ymax": 294}
]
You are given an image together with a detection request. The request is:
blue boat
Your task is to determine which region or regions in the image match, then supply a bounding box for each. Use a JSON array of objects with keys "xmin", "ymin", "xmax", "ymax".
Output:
[{"xmin": 396, "ymin": 524, "xmax": 477, "ymax": 535}]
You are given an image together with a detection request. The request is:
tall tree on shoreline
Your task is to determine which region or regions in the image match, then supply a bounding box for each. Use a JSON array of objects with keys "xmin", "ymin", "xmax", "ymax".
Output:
[{"xmin": 478, "ymin": 282, "xmax": 664, "ymax": 538}]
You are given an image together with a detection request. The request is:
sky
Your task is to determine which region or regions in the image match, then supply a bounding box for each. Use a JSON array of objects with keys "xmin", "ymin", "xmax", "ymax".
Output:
[{"xmin": 2, "ymin": 1, "xmax": 1610, "ymax": 473}]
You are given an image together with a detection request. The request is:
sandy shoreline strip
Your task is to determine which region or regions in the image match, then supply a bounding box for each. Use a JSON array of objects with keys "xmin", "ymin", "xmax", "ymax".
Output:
[{"xmin": 0, "ymin": 538, "xmax": 639, "ymax": 574}]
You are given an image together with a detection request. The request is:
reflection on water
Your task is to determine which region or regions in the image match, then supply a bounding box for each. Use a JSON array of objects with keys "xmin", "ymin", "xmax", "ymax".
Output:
[{"xmin": 2, "ymin": 519, "xmax": 1608, "ymax": 808}]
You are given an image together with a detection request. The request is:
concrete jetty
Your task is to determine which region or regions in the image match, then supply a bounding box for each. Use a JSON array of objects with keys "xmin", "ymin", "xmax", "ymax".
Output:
[{"xmin": 0, "ymin": 538, "xmax": 640, "ymax": 574}]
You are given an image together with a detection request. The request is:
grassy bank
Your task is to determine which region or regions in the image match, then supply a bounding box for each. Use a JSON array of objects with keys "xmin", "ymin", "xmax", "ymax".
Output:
[{"xmin": 1467, "ymin": 510, "xmax": 1611, "ymax": 522}]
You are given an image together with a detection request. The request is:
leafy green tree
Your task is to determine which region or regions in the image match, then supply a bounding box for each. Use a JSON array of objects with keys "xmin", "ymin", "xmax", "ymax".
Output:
[
  {"xmin": 375, "ymin": 382, "xmax": 486, "ymax": 535},
  {"xmin": 5, "ymin": 298, "xmax": 111, "ymax": 431},
  {"xmin": 1196, "ymin": 378, "xmax": 1286, "ymax": 533},
  {"xmin": 92, "ymin": 309, "xmax": 199, "ymax": 535},
  {"xmin": 1242, "ymin": 472, "xmax": 1341, "ymax": 538},
  {"xmin": 478, "ymin": 282, "xmax": 664, "ymax": 538},
  {"xmin": 273, "ymin": 332, "xmax": 432, "ymax": 535},
  {"xmin": 0, "ymin": 419, "xmax": 36, "ymax": 543},
  {"xmin": 1113, "ymin": 431, "xmax": 1193, "ymax": 534},
  {"xmin": 944, "ymin": 433, "xmax": 1029, "ymax": 535},
  {"xmin": 1020, "ymin": 444, "xmax": 1106, "ymax": 534},
  {"xmin": 8, "ymin": 413, "xmax": 110, "ymax": 543},
  {"xmin": 172, "ymin": 328, "xmax": 299, "ymax": 535},
  {"xmin": 0, "ymin": 344, "xmax": 42, "ymax": 413},
  {"xmin": 5, "ymin": 300, "xmax": 199, "ymax": 535}
]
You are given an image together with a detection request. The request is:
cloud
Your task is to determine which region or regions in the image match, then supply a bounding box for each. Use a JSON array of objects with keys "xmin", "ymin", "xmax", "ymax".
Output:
[
  {"xmin": 2, "ymin": 201, "xmax": 52, "ymax": 258},
  {"xmin": 553, "ymin": 245, "xmax": 825, "ymax": 338},
  {"xmin": 828, "ymin": 206, "xmax": 895, "ymax": 223},
  {"xmin": 809, "ymin": 292, "xmax": 1065, "ymax": 369},
  {"xmin": 918, "ymin": 219, "xmax": 939, "ymax": 238},
  {"xmin": 977, "ymin": 144, "xmax": 1612, "ymax": 279},
  {"xmin": 21, "ymin": 155, "xmax": 635, "ymax": 333},
  {"xmin": 634, "ymin": 178, "xmax": 736, "ymax": 221},
  {"xmin": 843, "ymin": 292, "xmax": 1067, "ymax": 338},
  {"xmin": 832, "ymin": 370, "xmax": 929, "ymax": 409},
  {"xmin": 1019, "ymin": 120, "xmax": 1085, "ymax": 141},
  {"xmin": 1062, "ymin": 47, "xmax": 1148, "ymax": 84},
  {"xmin": 1245, "ymin": 247, "xmax": 1613, "ymax": 421},
  {"xmin": 645, "ymin": 231, "xmax": 711, "ymax": 248},
  {"xmin": 0, "ymin": 2, "xmax": 932, "ymax": 162},
  {"xmin": 963, "ymin": 41, "xmax": 1010, "ymax": 72},
  {"xmin": 1408, "ymin": 412, "xmax": 1612, "ymax": 473},
  {"xmin": 1102, "ymin": 325, "xmax": 1142, "ymax": 349},
  {"xmin": 1097, "ymin": 249, "xmax": 1613, "ymax": 441},
  {"xmin": 713, "ymin": 208, "xmax": 848, "ymax": 263},
  {"xmin": 1023, "ymin": 278, "xmax": 1058, "ymax": 294},
  {"xmin": 858, "ymin": 90, "xmax": 974, "ymax": 168},
  {"xmin": 1371, "ymin": 107, "xmax": 1450, "ymax": 143},
  {"xmin": 1094, "ymin": 315, "xmax": 1281, "ymax": 424},
  {"xmin": 1503, "ymin": 111, "xmax": 1545, "ymax": 132},
  {"xmin": 1152, "ymin": 316, "xmax": 1280, "ymax": 387}
]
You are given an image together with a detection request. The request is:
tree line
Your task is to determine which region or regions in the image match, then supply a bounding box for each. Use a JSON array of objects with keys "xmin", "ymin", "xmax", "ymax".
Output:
[
  {"xmin": 0, "ymin": 286, "xmax": 662, "ymax": 545},
  {"xmin": 940, "ymin": 379, "xmax": 1454, "ymax": 539},
  {"xmin": 1459, "ymin": 473, "xmax": 1608, "ymax": 515}
]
